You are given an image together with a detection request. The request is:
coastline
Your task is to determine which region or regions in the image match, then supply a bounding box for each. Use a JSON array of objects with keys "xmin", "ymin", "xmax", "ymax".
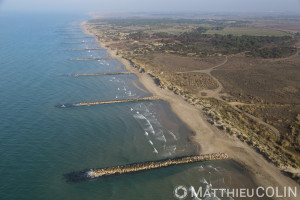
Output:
[{"xmin": 81, "ymin": 21, "xmax": 299, "ymax": 195}]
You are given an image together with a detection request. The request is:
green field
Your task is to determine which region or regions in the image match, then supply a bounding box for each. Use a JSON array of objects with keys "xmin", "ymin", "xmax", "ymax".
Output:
[{"xmin": 205, "ymin": 27, "xmax": 291, "ymax": 36}]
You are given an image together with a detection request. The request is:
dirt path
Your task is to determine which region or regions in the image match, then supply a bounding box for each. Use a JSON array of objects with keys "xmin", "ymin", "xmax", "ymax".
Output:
[
  {"xmin": 177, "ymin": 56, "xmax": 228, "ymax": 100},
  {"xmin": 178, "ymin": 56, "xmax": 228, "ymax": 74},
  {"xmin": 177, "ymin": 55, "xmax": 281, "ymax": 140},
  {"xmin": 268, "ymin": 50, "xmax": 300, "ymax": 62},
  {"xmin": 228, "ymin": 102, "xmax": 280, "ymax": 139},
  {"xmin": 232, "ymin": 105, "xmax": 280, "ymax": 139}
]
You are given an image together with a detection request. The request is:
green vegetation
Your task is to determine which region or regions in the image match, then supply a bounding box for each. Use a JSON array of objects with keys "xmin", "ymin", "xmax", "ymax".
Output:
[
  {"xmin": 205, "ymin": 27, "xmax": 291, "ymax": 37},
  {"xmin": 247, "ymin": 47, "xmax": 297, "ymax": 58},
  {"xmin": 90, "ymin": 18, "xmax": 249, "ymax": 27},
  {"xmin": 155, "ymin": 33, "xmax": 296, "ymax": 58},
  {"xmin": 90, "ymin": 17, "xmax": 298, "ymax": 58},
  {"xmin": 209, "ymin": 34, "xmax": 295, "ymax": 56},
  {"xmin": 128, "ymin": 31, "xmax": 150, "ymax": 40}
]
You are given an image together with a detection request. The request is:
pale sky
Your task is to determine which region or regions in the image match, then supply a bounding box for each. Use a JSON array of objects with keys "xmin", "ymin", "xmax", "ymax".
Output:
[{"xmin": 1, "ymin": 0, "xmax": 300, "ymax": 13}]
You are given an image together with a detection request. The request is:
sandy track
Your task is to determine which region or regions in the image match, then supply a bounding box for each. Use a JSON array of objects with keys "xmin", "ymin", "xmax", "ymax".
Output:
[{"xmin": 178, "ymin": 55, "xmax": 281, "ymax": 140}]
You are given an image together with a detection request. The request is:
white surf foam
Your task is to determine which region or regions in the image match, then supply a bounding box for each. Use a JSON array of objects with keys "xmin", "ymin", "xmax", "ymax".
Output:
[
  {"xmin": 133, "ymin": 113, "xmax": 155, "ymax": 135},
  {"xmin": 148, "ymin": 140, "xmax": 153, "ymax": 145},
  {"xmin": 156, "ymin": 133, "xmax": 167, "ymax": 143},
  {"xmin": 198, "ymin": 165, "xmax": 205, "ymax": 172},
  {"xmin": 145, "ymin": 121, "xmax": 155, "ymax": 135},
  {"xmin": 168, "ymin": 130, "xmax": 177, "ymax": 140},
  {"xmin": 165, "ymin": 145, "xmax": 176, "ymax": 154},
  {"xmin": 200, "ymin": 178, "xmax": 208, "ymax": 184}
]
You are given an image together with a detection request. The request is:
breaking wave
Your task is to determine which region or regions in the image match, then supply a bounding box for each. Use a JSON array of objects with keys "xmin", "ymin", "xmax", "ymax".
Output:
[{"xmin": 132, "ymin": 103, "xmax": 180, "ymax": 156}]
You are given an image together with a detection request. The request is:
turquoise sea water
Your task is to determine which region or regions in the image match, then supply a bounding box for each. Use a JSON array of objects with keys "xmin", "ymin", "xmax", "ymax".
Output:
[{"xmin": 0, "ymin": 13, "xmax": 259, "ymax": 200}]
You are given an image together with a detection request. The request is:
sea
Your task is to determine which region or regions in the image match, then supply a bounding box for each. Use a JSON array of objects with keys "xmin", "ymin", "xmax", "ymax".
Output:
[{"xmin": 0, "ymin": 12, "xmax": 258, "ymax": 200}]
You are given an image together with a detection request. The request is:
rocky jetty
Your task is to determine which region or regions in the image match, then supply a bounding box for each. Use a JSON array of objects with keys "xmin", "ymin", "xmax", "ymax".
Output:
[
  {"xmin": 56, "ymin": 96, "xmax": 159, "ymax": 108},
  {"xmin": 74, "ymin": 72, "xmax": 132, "ymax": 76},
  {"xmin": 64, "ymin": 42, "xmax": 97, "ymax": 44},
  {"xmin": 70, "ymin": 48, "xmax": 100, "ymax": 51},
  {"xmin": 70, "ymin": 58, "xmax": 113, "ymax": 61},
  {"xmin": 75, "ymin": 96, "xmax": 159, "ymax": 106},
  {"xmin": 86, "ymin": 153, "xmax": 228, "ymax": 179}
]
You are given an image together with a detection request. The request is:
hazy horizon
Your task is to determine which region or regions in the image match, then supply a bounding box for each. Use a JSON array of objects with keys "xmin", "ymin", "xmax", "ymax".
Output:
[{"xmin": 1, "ymin": 0, "xmax": 300, "ymax": 14}]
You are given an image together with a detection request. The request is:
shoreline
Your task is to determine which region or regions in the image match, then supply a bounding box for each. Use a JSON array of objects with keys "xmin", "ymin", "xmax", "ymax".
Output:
[{"xmin": 81, "ymin": 21, "xmax": 299, "ymax": 195}]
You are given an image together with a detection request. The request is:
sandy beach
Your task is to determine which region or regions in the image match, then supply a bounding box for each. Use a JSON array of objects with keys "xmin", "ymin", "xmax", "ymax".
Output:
[{"xmin": 82, "ymin": 21, "xmax": 299, "ymax": 197}]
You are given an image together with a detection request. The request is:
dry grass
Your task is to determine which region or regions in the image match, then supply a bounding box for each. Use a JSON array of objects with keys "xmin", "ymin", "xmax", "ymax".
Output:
[
  {"xmin": 212, "ymin": 55, "xmax": 300, "ymax": 104},
  {"xmin": 205, "ymin": 27, "xmax": 292, "ymax": 36},
  {"xmin": 152, "ymin": 53, "xmax": 224, "ymax": 71}
]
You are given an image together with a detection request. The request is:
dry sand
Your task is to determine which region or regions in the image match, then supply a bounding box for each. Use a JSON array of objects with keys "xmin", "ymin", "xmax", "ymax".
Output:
[{"xmin": 82, "ymin": 22, "xmax": 299, "ymax": 198}]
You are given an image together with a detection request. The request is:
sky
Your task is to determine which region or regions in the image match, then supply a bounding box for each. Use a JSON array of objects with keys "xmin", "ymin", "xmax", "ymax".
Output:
[{"xmin": 1, "ymin": 0, "xmax": 300, "ymax": 13}]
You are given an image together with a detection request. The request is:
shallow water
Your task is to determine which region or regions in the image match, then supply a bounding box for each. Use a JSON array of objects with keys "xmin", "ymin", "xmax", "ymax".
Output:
[{"xmin": 0, "ymin": 12, "xmax": 259, "ymax": 200}]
